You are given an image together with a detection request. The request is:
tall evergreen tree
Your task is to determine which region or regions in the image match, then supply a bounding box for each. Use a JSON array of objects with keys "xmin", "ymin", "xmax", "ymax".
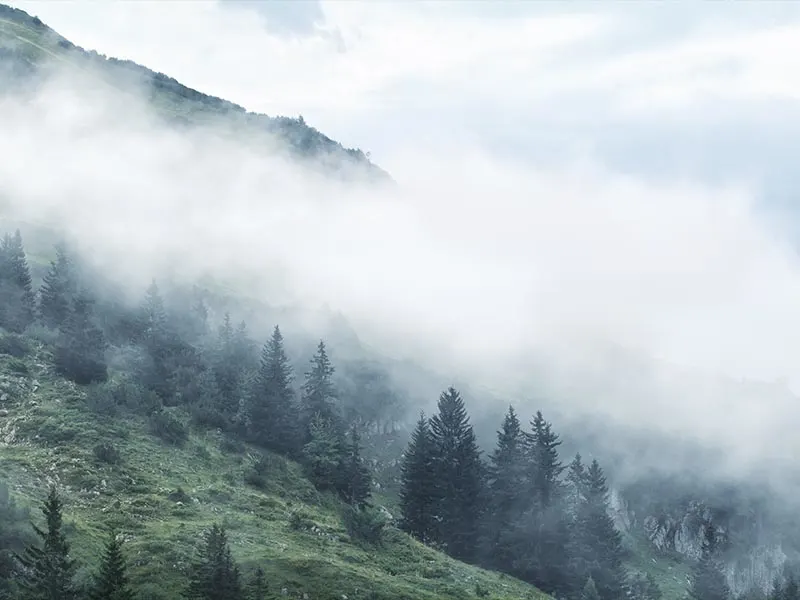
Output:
[
  {"xmin": 429, "ymin": 387, "xmax": 485, "ymax": 562},
  {"xmin": 300, "ymin": 341, "xmax": 339, "ymax": 440},
  {"xmin": 524, "ymin": 410, "xmax": 565, "ymax": 508},
  {"xmin": 571, "ymin": 460, "xmax": 627, "ymax": 600},
  {"xmin": 16, "ymin": 486, "xmax": 76, "ymax": 600},
  {"xmin": 399, "ymin": 413, "xmax": 437, "ymax": 543},
  {"xmin": 39, "ymin": 244, "xmax": 76, "ymax": 330},
  {"xmin": 485, "ymin": 406, "xmax": 527, "ymax": 567},
  {"xmin": 0, "ymin": 230, "xmax": 36, "ymax": 332},
  {"xmin": 185, "ymin": 524, "xmax": 243, "ymax": 600},
  {"xmin": 302, "ymin": 414, "xmax": 344, "ymax": 492},
  {"xmin": 688, "ymin": 522, "xmax": 730, "ymax": 600},
  {"xmin": 249, "ymin": 326, "xmax": 298, "ymax": 456},
  {"xmin": 89, "ymin": 531, "xmax": 134, "ymax": 600},
  {"xmin": 53, "ymin": 292, "xmax": 108, "ymax": 385},
  {"xmin": 337, "ymin": 425, "xmax": 371, "ymax": 507},
  {"xmin": 247, "ymin": 568, "xmax": 267, "ymax": 600}
]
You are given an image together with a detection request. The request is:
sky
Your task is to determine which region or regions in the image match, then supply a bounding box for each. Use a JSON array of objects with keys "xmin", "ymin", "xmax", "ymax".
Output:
[{"xmin": 6, "ymin": 1, "xmax": 800, "ymax": 481}]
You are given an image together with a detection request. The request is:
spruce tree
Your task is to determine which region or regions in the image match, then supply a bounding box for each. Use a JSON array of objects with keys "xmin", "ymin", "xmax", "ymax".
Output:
[
  {"xmin": 300, "ymin": 341, "xmax": 339, "ymax": 440},
  {"xmin": 302, "ymin": 414, "xmax": 344, "ymax": 492},
  {"xmin": 486, "ymin": 406, "xmax": 527, "ymax": 568},
  {"xmin": 581, "ymin": 577, "xmax": 601, "ymax": 600},
  {"xmin": 247, "ymin": 567, "xmax": 267, "ymax": 600},
  {"xmin": 572, "ymin": 460, "xmax": 627, "ymax": 600},
  {"xmin": 185, "ymin": 524, "xmax": 243, "ymax": 600},
  {"xmin": 337, "ymin": 425, "xmax": 372, "ymax": 507},
  {"xmin": 16, "ymin": 486, "xmax": 77, "ymax": 600},
  {"xmin": 53, "ymin": 292, "xmax": 108, "ymax": 385},
  {"xmin": 0, "ymin": 230, "xmax": 36, "ymax": 332},
  {"xmin": 39, "ymin": 244, "xmax": 76, "ymax": 330},
  {"xmin": 429, "ymin": 387, "xmax": 485, "ymax": 562},
  {"xmin": 524, "ymin": 410, "xmax": 565, "ymax": 508},
  {"xmin": 90, "ymin": 531, "xmax": 134, "ymax": 600},
  {"xmin": 249, "ymin": 326, "xmax": 298, "ymax": 456},
  {"xmin": 399, "ymin": 413, "xmax": 437, "ymax": 543},
  {"xmin": 688, "ymin": 522, "xmax": 730, "ymax": 600}
]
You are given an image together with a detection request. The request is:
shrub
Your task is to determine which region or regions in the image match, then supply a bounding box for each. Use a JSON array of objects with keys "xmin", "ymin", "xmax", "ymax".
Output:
[
  {"xmin": 93, "ymin": 441, "xmax": 121, "ymax": 465},
  {"xmin": 0, "ymin": 334, "xmax": 30, "ymax": 358},
  {"xmin": 6, "ymin": 358, "xmax": 28, "ymax": 375},
  {"xmin": 341, "ymin": 506, "xmax": 387, "ymax": 547},
  {"xmin": 149, "ymin": 410, "xmax": 188, "ymax": 446}
]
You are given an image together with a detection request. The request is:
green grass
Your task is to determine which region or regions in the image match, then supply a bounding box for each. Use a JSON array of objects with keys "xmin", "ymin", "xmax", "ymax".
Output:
[
  {"xmin": 0, "ymin": 339, "xmax": 548, "ymax": 600},
  {"xmin": 625, "ymin": 531, "xmax": 691, "ymax": 600}
]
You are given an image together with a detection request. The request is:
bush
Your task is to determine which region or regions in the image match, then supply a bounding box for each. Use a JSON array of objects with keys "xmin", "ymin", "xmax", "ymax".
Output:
[
  {"xmin": 0, "ymin": 334, "xmax": 30, "ymax": 358},
  {"xmin": 341, "ymin": 506, "xmax": 387, "ymax": 547},
  {"xmin": 190, "ymin": 403, "xmax": 229, "ymax": 431},
  {"xmin": 93, "ymin": 441, "xmax": 121, "ymax": 465},
  {"xmin": 6, "ymin": 358, "xmax": 28, "ymax": 375},
  {"xmin": 149, "ymin": 410, "xmax": 188, "ymax": 446}
]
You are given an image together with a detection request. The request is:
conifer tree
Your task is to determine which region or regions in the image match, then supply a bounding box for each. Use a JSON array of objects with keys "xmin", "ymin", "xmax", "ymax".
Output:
[
  {"xmin": 429, "ymin": 387, "xmax": 485, "ymax": 562},
  {"xmin": 525, "ymin": 410, "xmax": 565, "ymax": 508},
  {"xmin": 0, "ymin": 230, "xmax": 36, "ymax": 332},
  {"xmin": 485, "ymin": 406, "xmax": 527, "ymax": 567},
  {"xmin": 338, "ymin": 425, "xmax": 371, "ymax": 507},
  {"xmin": 688, "ymin": 522, "xmax": 730, "ymax": 600},
  {"xmin": 247, "ymin": 567, "xmax": 267, "ymax": 600},
  {"xmin": 581, "ymin": 577, "xmax": 601, "ymax": 600},
  {"xmin": 399, "ymin": 413, "xmax": 437, "ymax": 543},
  {"xmin": 185, "ymin": 524, "xmax": 243, "ymax": 600},
  {"xmin": 90, "ymin": 531, "xmax": 134, "ymax": 600},
  {"xmin": 53, "ymin": 292, "xmax": 108, "ymax": 385},
  {"xmin": 565, "ymin": 453, "xmax": 588, "ymax": 518},
  {"xmin": 39, "ymin": 244, "xmax": 76, "ymax": 330},
  {"xmin": 16, "ymin": 486, "xmax": 77, "ymax": 600},
  {"xmin": 249, "ymin": 326, "xmax": 298, "ymax": 456},
  {"xmin": 302, "ymin": 414, "xmax": 343, "ymax": 492},
  {"xmin": 628, "ymin": 572, "xmax": 663, "ymax": 600},
  {"xmin": 300, "ymin": 341, "xmax": 339, "ymax": 440}
]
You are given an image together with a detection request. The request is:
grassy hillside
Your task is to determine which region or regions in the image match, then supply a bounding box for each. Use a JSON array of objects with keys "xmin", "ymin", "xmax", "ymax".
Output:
[
  {"xmin": 0, "ymin": 334, "xmax": 548, "ymax": 600},
  {"xmin": 0, "ymin": 3, "xmax": 390, "ymax": 183}
]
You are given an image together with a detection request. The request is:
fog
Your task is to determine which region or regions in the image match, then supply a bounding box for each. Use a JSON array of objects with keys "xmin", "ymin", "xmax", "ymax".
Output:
[{"xmin": 3, "ymin": 2, "xmax": 800, "ymax": 494}]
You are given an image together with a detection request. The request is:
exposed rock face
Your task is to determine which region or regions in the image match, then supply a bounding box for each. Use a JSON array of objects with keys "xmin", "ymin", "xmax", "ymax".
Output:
[{"xmin": 612, "ymin": 487, "xmax": 788, "ymax": 596}]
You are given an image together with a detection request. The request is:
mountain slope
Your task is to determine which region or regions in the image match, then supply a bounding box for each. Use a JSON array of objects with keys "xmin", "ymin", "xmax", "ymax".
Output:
[
  {"xmin": 0, "ymin": 337, "xmax": 547, "ymax": 600},
  {"xmin": 0, "ymin": 3, "xmax": 390, "ymax": 183}
]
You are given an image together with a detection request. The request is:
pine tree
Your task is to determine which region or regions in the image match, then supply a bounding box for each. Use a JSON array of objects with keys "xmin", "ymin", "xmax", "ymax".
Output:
[
  {"xmin": 302, "ymin": 414, "xmax": 344, "ymax": 492},
  {"xmin": 249, "ymin": 326, "xmax": 298, "ymax": 456},
  {"xmin": 247, "ymin": 567, "xmax": 267, "ymax": 600},
  {"xmin": 185, "ymin": 524, "xmax": 243, "ymax": 600},
  {"xmin": 565, "ymin": 453, "xmax": 588, "ymax": 518},
  {"xmin": 53, "ymin": 292, "xmax": 108, "ymax": 385},
  {"xmin": 89, "ymin": 531, "xmax": 134, "ymax": 600},
  {"xmin": 524, "ymin": 410, "xmax": 565, "ymax": 508},
  {"xmin": 485, "ymin": 406, "xmax": 527, "ymax": 568},
  {"xmin": 399, "ymin": 413, "xmax": 437, "ymax": 543},
  {"xmin": 16, "ymin": 486, "xmax": 77, "ymax": 600},
  {"xmin": 39, "ymin": 244, "xmax": 76, "ymax": 330},
  {"xmin": 572, "ymin": 459, "xmax": 627, "ymax": 600},
  {"xmin": 688, "ymin": 522, "xmax": 730, "ymax": 600},
  {"xmin": 581, "ymin": 577, "xmax": 601, "ymax": 600},
  {"xmin": 0, "ymin": 230, "xmax": 36, "ymax": 332},
  {"xmin": 628, "ymin": 572, "xmax": 662, "ymax": 600},
  {"xmin": 429, "ymin": 387, "xmax": 485, "ymax": 562},
  {"xmin": 338, "ymin": 425, "xmax": 371, "ymax": 507},
  {"xmin": 300, "ymin": 341, "xmax": 339, "ymax": 440}
]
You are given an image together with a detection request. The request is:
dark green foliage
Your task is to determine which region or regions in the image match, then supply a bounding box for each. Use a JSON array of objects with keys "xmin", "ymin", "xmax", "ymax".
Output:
[
  {"xmin": 628, "ymin": 572, "xmax": 662, "ymax": 600},
  {"xmin": 149, "ymin": 410, "xmax": 188, "ymax": 446},
  {"xmin": 300, "ymin": 340, "xmax": 339, "ymax": 440},
  {"xmin": 337, "ymin": 425, "xmax": 372, "ymax": 507},
  {"xmin": 0, "ymin": 230, "xmax": 36, "ymax": 333},
  {"xmin": 93, "ymin": 442, "xmax": 121, "ymax": 465},
  {"xmin": 39, "ymin": 244, "xmax": 76, "ymax": 330},
  {"xmin": 16, "ymin": 486, "xmax": 77, "ymax": 600},
  {"xmin": 771, "ymin": 576, "xmax": 800, "ymax": 600},
  {"xmin": 581, "ymin": 577, "xmax": 600, "ymax": 600},
  {"xmin": 249, "ymin": 325, "xmax": 298, "ymax": 456},
  {"xmin": 399, "ymin": 413, "xmax": 437, "ymax": 543},
  {"xmin": 525, "ymin": 410, "xmax": 565, "ymax": 509},
  {"xmin": 212, "ymin": 315, "xmax": 255, "ymax": 421},
  {"xmin": 89, "ymin": 531, "xmax": 134, "ymax": 600},
  {"xmin": 0, "ymin": 481, "xmax": 30, "ymax": 598},
  {"xmin": 185, "ymin": 524, "xmax": 243, "ymax": 600},
  {"xmin": 302, "ymin": 414, "xmax": 343, "ymax": 491},
  {"xmin": 688, "ymin": 522, "xmax": 730, "ymax": 600},
  {"xmin": 428, "ymin": 387, "xmax": 485, "ymax": 562},
  {"xmin": 341, "ymin": 506, "xmax": 387, "ymax": 547},
  {"xmin": 247, "ymin": 567, "xmax": 267, "ymax": 600},
  {"xmin": 0, "ymin": 333, "xmax": 30, "ymax": 357},
  {"xmin": 53, "ymin": 292, "xmax": 108, "ymax": 385}
]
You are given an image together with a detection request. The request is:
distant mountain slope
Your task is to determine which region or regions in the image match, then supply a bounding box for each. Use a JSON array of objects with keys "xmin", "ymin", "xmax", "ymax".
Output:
[{"xmin": 0, "ymin": 3, "xmax": 391, "ymax": 183}]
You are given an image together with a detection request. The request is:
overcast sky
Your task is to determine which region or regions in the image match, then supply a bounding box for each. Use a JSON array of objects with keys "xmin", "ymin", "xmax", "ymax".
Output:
[{"xmin": 7, "ymin": 0, "xmax": 800, "ymax": 212}]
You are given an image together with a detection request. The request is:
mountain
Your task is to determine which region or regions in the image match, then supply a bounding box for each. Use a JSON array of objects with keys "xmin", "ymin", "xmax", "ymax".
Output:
[{"xmin": 0, "ymin": 3, "xmax": 391, "ymax": 183}]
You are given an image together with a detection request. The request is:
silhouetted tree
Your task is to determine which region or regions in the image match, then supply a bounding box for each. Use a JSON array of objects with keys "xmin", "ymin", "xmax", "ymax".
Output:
[
  {"xmin": 399, "ymin": 413, "xmax": 437, "ymax": 543},
  {"xmin": 300, "ymin": 341, "xmax": 339, "ymax": 440},
  {"xmin": 185, "ymin": 524, "xmax": 243, "ymax": 600},
  {"xmin": 688, "ymin": 522, "xmax": 730, "ymax": 600},
  {"xmin": 338, "ymin": 425, "xmax": 371, "ymax": 507},
  {"xmin": 53, "ymin": 292, "xmax": 107, "ymax": 385},
  {"xmin": 39, "ymin": 244, "xmax": 76, "ymax": 330},
  {"xmin": 0, "ymin": 230, "xmax": 35, "ymax": 332},
  {"xmin": 89, "ymin": 531, "xmax": 134, "ymax": 600}
]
